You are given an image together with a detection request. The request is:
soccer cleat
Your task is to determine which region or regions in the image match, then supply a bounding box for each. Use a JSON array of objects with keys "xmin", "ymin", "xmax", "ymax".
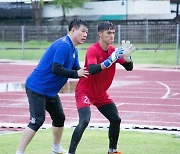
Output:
[{"xmin": 108, "ymin": 152, "xmax": 123, "ymax": 154}]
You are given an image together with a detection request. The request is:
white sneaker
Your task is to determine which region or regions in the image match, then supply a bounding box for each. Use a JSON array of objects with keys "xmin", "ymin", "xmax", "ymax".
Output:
[
  {"xmin": 16, "ymin": 150, "xmax": 24, "ymax": 154},
  {"xmin": 52, "ymin": 147, "xmax": 68, "ymax": 154}
]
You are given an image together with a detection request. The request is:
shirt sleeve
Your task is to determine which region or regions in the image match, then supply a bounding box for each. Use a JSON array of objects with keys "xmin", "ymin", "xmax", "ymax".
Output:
[
  {"xmin": 88, "ymin": 64, "xmax": 102, "ymax": 75},
  {"xmin": 116, "ymin": 56, "xmax": 133, "ymax": 71},
  {"xmin": 52, "ymin": 62, "xmax": 79, "ymax": 78}
]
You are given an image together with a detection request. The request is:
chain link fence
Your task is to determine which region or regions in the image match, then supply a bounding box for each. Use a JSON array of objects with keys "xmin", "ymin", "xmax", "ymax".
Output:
[{"xmin": 0, "ymin": 24, "xmax": 179, "ymax": 65}]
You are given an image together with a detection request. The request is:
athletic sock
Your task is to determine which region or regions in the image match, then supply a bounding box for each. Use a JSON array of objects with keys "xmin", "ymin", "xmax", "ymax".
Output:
[{"xmin": 108, "ymin": 148, "xmax": 117, "ymax": 152}]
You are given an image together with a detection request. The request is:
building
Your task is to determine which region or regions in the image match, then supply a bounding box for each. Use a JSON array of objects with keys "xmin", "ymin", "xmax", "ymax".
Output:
[{"xmin": 0, "ymin": 0, "xmax": 179, "ymax": 25}]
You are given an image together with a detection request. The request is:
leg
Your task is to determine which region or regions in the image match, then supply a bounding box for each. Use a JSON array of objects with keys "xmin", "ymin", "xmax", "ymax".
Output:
[
  {"xmin": 51, "ymin": 126, "xmax": 66, "ymax": 154},
  {"xmin": 16, "ymin": 127, "xmax": 36, "ymax": 153},
  {"xmin": 98, "ymin": 103, "xmax": 121, "ymax": 151},
  {"xmin": 52, "ymin": 126, "xmax": 64, "ymax": 145},
  {"xmin": 16, "ymin": 88, "xmax": 46, "ymax": 153},
  {"xmin": 46, "ymin": 95, "xmax": 66, "ymax": 153},
  {"xmin": 69, "ymin": 107, "xmax": 91, "ymax": 154}
]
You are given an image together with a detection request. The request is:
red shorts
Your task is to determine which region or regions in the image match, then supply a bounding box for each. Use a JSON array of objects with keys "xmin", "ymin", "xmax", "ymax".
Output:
[{"xmin": 75, "ymin": 91, "xmax": 113, "ymax": 109}]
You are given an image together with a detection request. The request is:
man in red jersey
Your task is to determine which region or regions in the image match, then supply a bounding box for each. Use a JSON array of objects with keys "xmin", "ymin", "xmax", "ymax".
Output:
[{"xmin": 68, "ymin": 21, "xmax": 134, "ymax": 154}]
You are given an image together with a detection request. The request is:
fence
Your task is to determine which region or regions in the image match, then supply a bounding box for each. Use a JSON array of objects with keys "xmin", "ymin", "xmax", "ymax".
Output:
[
  {"xmin": 0, "ymin": 24, "xmax": 179, "ymax": 64},
  {"xmin": 0, "ymin": 24, "xmax": 179, "ymax": 44}
]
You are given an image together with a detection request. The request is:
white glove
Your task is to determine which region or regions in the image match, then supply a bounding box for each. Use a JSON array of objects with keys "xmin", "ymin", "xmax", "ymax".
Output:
[
  {"xmin": 121, "ymin": 40, "xmax": 135, "ymax": 57},
  {"xmin": 121, "ymin": 40, "xmax": 135, "ymax": 62}
]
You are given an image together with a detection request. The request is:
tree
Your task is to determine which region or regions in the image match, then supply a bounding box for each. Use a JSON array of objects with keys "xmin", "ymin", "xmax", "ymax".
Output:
[
  {"xmin": 31, "ymin": 0, "xmax": 44, "ymax": 26},
  {"xmin": 53, "ymin": 0, "xmax": 89, "ymax": 26}
]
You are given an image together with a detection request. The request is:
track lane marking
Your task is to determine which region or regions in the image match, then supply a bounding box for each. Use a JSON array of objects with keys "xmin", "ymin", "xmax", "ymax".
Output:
[
  {"xmin": 156, "ymin": 81, "xmax": 180, "ymax": 99},
  {"xmin": 156, "ymin": 81, "xmax": 170, "ymax": 99}
]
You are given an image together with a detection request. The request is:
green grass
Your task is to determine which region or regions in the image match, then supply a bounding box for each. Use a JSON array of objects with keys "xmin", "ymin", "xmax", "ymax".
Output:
[
  {"xmin": 0, "ymin": 41, "xmax": 179, "ymax": 65},
  {"xmin": 132, "ymin": 50, "xmax": 179, "ymax": 65},
  {"xmin": 0, "ymin": 40, "xmax": 51, "ymax": 48},
  {"xmin": 0, "ymin": 128, "xmax": 179, "ymax": 154}
]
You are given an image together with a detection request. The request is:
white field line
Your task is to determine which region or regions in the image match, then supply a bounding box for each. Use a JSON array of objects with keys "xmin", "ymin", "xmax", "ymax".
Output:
[
  {"xmin": 81, "ymin": 118, "xmax": 180, "ymax": 124},
  {"xmin": 1, "ymin": 95, "xmax": 180, "ymax": 101},
  {"xmin": 109, "ymin": 91, "xmax": 169, "ymax": 94},
  {"xmin": 119, "ymin": 110, "xmax": 180, "ymax": 115},
  {"xmin": 0, "ymin": 123, "xmax": 179, "ymax": 136},
  {"xmin": 0, "ymin": 115, "xmax": 179, "ymax": 124},
  {"xmin": 116, "ymin": 103, "xmax": 180, "ymax": 107},
  {"xmin": 0, "ymin": 99, "xmax": 27, "ymax": 101},
  {"xmin": 110, "ymin": 96, "xmax": 180, "ymax": 100},
  {"xmin": 121, "ymin": 120, "xmax": 180, "ymax": 124},
  {"xmin": 0, "ymin": 93, "xmax": 26, "ymax": 95},
  {"xmin": 0, "ymin": 109, "xmax": 180, "ymax": 116}
]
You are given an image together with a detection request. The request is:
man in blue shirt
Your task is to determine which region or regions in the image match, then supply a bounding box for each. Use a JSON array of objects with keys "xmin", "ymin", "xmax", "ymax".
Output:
[{"xmin": 16, "ymin": 19, "xmax": 89, "ymax": 154}]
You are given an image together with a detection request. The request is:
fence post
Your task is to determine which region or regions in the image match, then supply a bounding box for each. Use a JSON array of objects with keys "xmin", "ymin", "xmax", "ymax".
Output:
[
  {"xmin": 118, "ymin": 25, "xmax": 121, "ymax": 46},
  {"xmin": 2, "ymin": 26, "xmax": 5, "ymax": 41},
  {"xmin": 46, "ymin": 26, "xmax": 48, "ymax": 41},
  {"xmin": 146, "ymin": 19, "xmax": 149, "ymax": 43},
  {"xmin": 21, "ymin": 25, "xmax": 24, "ymax": 60},
  {"xmin": 66, "ymin": 26, "xmax": 68, "ymax": 34},
  {"xmin": 176, "ymin": 24, "xmax": 179, "ymax": 66}
]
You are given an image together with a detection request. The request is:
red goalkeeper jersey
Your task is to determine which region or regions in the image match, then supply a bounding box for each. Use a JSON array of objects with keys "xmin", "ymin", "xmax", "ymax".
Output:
[{"xmin": 76, "ymin": 42, "xmax": 126, "ymax": 102}]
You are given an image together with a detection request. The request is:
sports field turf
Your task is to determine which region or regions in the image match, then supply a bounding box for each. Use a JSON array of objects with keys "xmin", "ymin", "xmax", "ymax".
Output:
[
  {"xmin": 0, "ymin": 128, "xmax": 179, "ymax": 154},
  {"xmin": 0, "ymin": 41, "xmax": 179, "ymax": 65}
]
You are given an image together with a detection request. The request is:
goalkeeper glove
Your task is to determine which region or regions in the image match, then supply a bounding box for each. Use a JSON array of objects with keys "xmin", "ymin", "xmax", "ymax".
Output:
[
  {"xmin": 121, "ymin": 40, "xmax": 135, "ymax": 62},
  {"xmin": 121, "ymin": 40, "xmax": 135, "ymax": 57},
  {"xmin": 103, "ymin": 47, "xmax": 123, "ymax": 68}
]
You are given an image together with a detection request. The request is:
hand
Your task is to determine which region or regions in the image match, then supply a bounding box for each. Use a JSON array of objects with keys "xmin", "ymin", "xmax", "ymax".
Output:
[
  {"xmin": 77, "ymin": 67, "xmax": 89, "ymax": 78},
  {"xmin": 103, "ymin": 47, "xmax": 123, "ymax": 68},
  {"xmin": 121, "ymin": 40, "xmax": 135, "ymax": 57}
]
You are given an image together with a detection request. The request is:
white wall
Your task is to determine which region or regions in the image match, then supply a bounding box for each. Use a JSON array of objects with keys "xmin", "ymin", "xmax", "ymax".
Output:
[
  {"xmin": 133, "ymin": 0, "xmax": 171, "ymax": 14},
  {"xmin": 42, "ymin": 0, "xmax": 171, "ymax": 18}
]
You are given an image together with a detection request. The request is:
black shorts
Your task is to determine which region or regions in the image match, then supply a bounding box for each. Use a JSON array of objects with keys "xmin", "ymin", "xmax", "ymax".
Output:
[{"xmin": 26, "ymin": 87, "xmax": 65, "ymax": 131}]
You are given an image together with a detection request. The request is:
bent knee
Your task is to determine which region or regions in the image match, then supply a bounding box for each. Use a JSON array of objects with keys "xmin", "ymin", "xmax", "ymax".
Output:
[
  {"xmin": 111, "ymin": 116, "xmax": 121, "ymax": 126},
  {"xmin": 52, "ymin": 113, "xmax": 65, "ymax": 127},
  {"xmin": 28, "ymin": 117, "xmax": 45, "ymax": 131},
  {"xmin": 79, "ymin": 119, "xmax": 90, "ymax": 128},
  {"xmin": 115, "ymin": 116, "xmax": 121, "ymax": 124}
]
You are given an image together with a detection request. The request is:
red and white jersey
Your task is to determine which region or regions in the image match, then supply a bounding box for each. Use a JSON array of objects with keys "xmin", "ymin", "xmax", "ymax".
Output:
[{"xmin": 76, "ymin": 42, "xmax": 126, "ymax": 100}]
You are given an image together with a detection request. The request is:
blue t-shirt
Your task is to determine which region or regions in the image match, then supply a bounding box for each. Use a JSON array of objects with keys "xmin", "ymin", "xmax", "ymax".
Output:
[{"xmin": 26, "ymin": 35, "xmax": 80, "ymax": 97}]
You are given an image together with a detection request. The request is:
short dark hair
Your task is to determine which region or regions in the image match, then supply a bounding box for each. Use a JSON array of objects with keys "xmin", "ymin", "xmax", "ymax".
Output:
[
  {"xmin": 98, "ymin": 21, "xmax": 115, "ymax": 32},
  {"xmin": 68, "ymin": 19, "xmax": 88, "ymax": 31}
]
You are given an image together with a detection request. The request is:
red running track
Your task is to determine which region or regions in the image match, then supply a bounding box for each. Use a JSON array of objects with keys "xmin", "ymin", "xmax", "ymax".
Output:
[{"xmin": 0, "ymin": 63, "xmax": 180, "ymax": 130}]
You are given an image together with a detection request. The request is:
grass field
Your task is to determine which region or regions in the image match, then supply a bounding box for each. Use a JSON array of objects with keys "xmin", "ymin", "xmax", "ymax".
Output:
[
  {"xmin": 0, "ymin": 128, "xmax": 179, "ymax": 154},
  {"xmin": 0, "ymin": 41, "xmax": 179, "ymax": 65}
]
